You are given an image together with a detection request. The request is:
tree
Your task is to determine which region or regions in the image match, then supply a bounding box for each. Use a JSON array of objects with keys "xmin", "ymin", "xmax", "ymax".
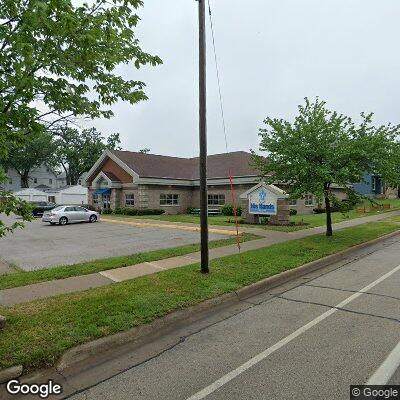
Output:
[
  {"xmin": 1, "ymin": 0, "xmax": 161, "ymax": 147},
  {"xmin": 0, "ymin": 0, "xmax": 160, "ymax": 233},
  {"xmin": 252, "ymin": 98, "xmax": 400, "ymax": 236},
  {"xmin": 139, "ymin": 148, "xmax": 150, "ymax": 154},
  {"xmin": 5, "ymin": 131, "xmax": 57, "ymax": 188},
  {"xmin": 55, "ymin": 127, "xmax": 120, "ymax": 185}
]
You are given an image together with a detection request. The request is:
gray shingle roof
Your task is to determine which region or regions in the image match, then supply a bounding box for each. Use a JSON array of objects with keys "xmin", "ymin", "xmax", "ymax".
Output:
[{"xmin": 111, "ymin": 150, "xmax": 259, "ymax": 180}]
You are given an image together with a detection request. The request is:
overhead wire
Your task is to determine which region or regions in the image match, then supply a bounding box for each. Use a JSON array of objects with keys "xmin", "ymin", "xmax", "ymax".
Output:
[{"xmin": 207, "ymin": 0, "xmax": 241, "ymax": 253}]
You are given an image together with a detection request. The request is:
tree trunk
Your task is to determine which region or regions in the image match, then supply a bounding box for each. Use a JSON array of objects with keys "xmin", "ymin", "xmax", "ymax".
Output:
[
  {"xmin": 21, "ymin": 173, "xmax": 29, "ymax": 188},
  {"xmin": 324, "ymin": 192, "xmax": 333, "ymax": 237}
]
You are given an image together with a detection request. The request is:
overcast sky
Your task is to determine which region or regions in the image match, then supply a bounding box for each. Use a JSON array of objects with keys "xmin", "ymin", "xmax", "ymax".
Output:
[{"xmin": 89, "ymin": 0, "xmax": 400, "ymax": 158}]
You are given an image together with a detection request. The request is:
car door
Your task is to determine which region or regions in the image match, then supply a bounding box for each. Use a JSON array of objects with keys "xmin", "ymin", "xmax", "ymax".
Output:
[
  {"xmin": 73, "ymin": 206, "xmax": 89, "ymax": 221},
  {"xmin": 64, "ymin": 206, "xmax": 78, "ymax": 222}
]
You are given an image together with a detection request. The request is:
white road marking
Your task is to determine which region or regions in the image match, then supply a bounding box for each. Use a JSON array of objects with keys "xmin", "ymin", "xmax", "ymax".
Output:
[
  {"xmin": 186, "ymin": 263, "xmax": 400, "ymax": 400},
  {"xmin": 367, "ymin": 340, "xmax": 400, "ymax": 385}
]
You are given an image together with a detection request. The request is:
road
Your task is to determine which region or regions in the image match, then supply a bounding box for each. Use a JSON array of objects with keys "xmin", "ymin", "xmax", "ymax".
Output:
[
  {"xmin": 65, "ymin": 235, "xmax": 400, "ymax": 400},
  {"xmin": 0, "ymin": 215, "xmax": 227, "ymax": 271}
]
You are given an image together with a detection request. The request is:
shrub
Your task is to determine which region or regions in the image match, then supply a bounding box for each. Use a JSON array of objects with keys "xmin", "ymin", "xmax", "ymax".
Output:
[
  {"xmin": 83, "ymin": 204, "xmax": 97, "ymax": 211},
  {"xmin": 221, "ymin": 204, "xmax": 242, "ymax": 216},
  {"xmin": 289, "ymin": 208, "xmax": 297, "ymax": 215},
  {"xmin": 101, "ymin": 208, "xmax": 113, "ymax": 214}
]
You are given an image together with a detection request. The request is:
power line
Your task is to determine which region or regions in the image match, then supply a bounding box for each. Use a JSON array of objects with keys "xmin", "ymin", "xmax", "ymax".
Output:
[{"xmin": 207, "ymin": 0, "xmax": 229, "ymax": 154}]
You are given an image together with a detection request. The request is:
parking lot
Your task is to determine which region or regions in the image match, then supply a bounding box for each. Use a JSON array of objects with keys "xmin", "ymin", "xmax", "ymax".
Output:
[{"xmin": 0, "ymin": 215, "xmax": 227, "ymax": 271}]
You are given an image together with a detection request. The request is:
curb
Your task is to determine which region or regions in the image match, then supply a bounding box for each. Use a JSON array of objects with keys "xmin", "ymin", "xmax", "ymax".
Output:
[
  {"xmin": 0, "ymin": 366, "xmax": 23, "ymax": 384},
  {"xmin": 55, "ymin": 229, "xmax": 400, "ymax": 372},
  {"xmin": 236, "ymin": 229, "xmax": 400, "ymax": 300}
]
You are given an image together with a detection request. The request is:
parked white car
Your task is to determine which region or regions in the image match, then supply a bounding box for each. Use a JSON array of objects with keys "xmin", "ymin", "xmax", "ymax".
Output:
[{"xmin": 42, "ymin": 206, "xmax": 100, "ymax": 225}]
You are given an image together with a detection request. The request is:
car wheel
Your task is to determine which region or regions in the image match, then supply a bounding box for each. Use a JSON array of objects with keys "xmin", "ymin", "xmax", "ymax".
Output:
[
  {"xmin": 59, "ymin": 217, "xmax": 68, "ymax": 225},
  {"xmin": 89, "ymin": 215, "xmax": 97, "ymax": 223}
]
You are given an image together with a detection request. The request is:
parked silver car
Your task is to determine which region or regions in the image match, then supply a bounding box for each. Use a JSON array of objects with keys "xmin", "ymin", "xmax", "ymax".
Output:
[{"xmin": 42, "ymin": 206, "xmax": 100, "ymax": 225}]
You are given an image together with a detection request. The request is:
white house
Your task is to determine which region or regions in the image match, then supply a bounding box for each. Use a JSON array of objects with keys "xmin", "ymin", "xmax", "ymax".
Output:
[{"xmin": 3, "ymin": 165, "xmax": 67, "ymax": 191}]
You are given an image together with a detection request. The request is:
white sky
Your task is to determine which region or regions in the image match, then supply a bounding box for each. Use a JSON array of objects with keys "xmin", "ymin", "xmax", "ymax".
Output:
[{"xmin": 89, "ymin": 0, "xmax": 400, "ymax": 157}]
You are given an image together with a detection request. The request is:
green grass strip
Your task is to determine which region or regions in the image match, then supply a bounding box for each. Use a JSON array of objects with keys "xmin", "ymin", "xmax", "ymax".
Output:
[
  {"xmin": 0, "ymin": 233, "xmax": 260, "ymax": 290},
  {"xmin": 0, "ymin": 220, "xmax": 398, "ymax": 371}
]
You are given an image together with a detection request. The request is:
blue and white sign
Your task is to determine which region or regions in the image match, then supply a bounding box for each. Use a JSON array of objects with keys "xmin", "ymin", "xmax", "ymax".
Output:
[
  {"xmin": 249, "ymin": 187, "xmax": 277, "ymax": 215},
  {"xmin": 248, "ymin": 186, "xmax": 278, "ymax": 215}
]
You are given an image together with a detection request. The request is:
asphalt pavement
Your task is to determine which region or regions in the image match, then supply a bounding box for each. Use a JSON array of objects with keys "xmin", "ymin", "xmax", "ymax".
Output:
[
  {"xmin": 65, "ymin": 235, "xmax": 400, "ymax": 400},
  {"xmin": 0, "ymin": 215, "xmax": 227, "ymax": 271}
]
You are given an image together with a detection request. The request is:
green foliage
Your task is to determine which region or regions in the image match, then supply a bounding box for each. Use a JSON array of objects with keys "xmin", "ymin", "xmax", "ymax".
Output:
[
  {"xmin": 0, "ymin": 0, "xmax": 161, "ymax": 147},
  {"xmin": 55, "ymin": 127, "xmax": 120, "ymax": 185},
  {"xmin": 289, "ymin": 208, "xmax": 297, "ymax": 215},
  {"xmin": 0, "ymin": 191, "xmax": 33, "ymax": 237},
  {"xmin": 252, "ymin": 98, "xmax": 400, "ymax": 235},
  {"xmin": 4, "ymin": 131, "xmax": 57, "ymax": 188},
  {"xmin": 0, "ymin": 0, "xmax": 161, "ymax": 233},
  {"xmin": 221, "ymin": 204, "xmax": 242, "ymax": 216},
  {"xmin": 106, "ymin": 208, "xmax": 165, "ymax": 216}
]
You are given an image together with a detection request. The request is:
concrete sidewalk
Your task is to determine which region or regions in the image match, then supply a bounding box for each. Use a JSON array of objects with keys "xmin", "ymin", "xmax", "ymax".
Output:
[{"xmin": 1, "ymin": 210, "xmax": 399, "ymax": 306}]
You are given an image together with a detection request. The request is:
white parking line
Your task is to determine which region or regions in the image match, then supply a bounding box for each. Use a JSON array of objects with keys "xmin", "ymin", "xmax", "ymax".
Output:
[
  {"xmin": 367, "ymin": 341, "xmax": 400, "ymax": 385},
  {"xmin": 186, "ymin": 263, "xmax": 400, "ymax": 400}
]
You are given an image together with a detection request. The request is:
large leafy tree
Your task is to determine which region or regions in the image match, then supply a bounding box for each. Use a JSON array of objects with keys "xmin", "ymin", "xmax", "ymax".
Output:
[
  {"xmin": 5, "ymin": 131, "xmax": 57, "ymax": 188},
  {"xmin": 55, "ymin": 127, "xmax": 120, "ymax": 185},
  {"xmin": 0, "ymin": 0, "xmax": 161, "ymax": 234},
  {"xmin": 252, "ymin": 98, "xmax": 400, "ymax": 236}
]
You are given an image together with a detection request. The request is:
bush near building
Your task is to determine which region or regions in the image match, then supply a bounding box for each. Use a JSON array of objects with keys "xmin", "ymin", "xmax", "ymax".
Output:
[
  {"xmin": 102, "ymin": 208, "xmax": 165, "ymax": 216},
  {"xmin": 221, "ymin": 204, "xmax": 242, "ymax": 216}
]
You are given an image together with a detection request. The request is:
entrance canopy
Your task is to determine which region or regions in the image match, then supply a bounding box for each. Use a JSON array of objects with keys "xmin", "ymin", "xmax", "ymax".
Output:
[{"xmin": 94, "ymin": 188, "xmax": 111, "ymax": 195}]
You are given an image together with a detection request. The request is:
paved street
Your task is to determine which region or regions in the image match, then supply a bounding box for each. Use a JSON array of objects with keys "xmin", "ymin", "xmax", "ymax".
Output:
[
  {"xmin": 67, "ymin": 235, "xmax": 400, "ymax": 400},
  {"xmin": 0, "ymin": 215, "xmax": 227, "ymax": 271}
]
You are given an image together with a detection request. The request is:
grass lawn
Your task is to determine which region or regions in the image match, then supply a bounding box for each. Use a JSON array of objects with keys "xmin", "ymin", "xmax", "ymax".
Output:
[
  {"xmin": 104, "ymin": 198, "xmax": 400, "ymax": 232},
  {"xmin": 0, "ymin": 219, "xmax": 398, "ymax": 371},
  {"xmin": 0, "ymin": 233, "xmax": 260, "ymax": 291}
]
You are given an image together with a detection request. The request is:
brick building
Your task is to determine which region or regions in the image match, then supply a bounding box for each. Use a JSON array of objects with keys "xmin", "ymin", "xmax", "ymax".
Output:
[{"xmin": 84, "ymin": 149, "xmax": 345, "ymax": 214}]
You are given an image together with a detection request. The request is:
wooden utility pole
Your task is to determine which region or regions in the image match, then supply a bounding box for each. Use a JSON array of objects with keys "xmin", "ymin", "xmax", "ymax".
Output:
[{"xmin": 198, "ymin": 0, "xmax": 209, "ymax": 273}]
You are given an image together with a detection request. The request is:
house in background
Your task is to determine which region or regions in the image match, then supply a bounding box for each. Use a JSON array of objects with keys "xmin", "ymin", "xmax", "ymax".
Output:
[
  {"xmin": 353, "ymin": 173, "xmax": 398, "ymax": 199},
  {"xmin": 2, "ymin": 165, "xmax": 67, "ymax": 192},
  {"xmin": 84, "ymin": 149, "xmax": 348, "ymax": 214}
]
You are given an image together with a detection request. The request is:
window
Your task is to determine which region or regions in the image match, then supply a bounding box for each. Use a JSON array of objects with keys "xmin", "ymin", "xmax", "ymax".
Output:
[
  {"xmin": 304, "ymin": 194, "xmax": 314, "ymax": 206},
  {"xmin": 65, "ymin": 207, "xmax": 74, "ymax": 212},
  {"xmin": 371, "ymin": 176, "xmax": 376, "ymax": 192},
  {"xmin": 288, "ymin": 199, "xmax": 297, "ymax": 206},
  {"xmin": 49, "ymin": 179, "xmax": 53, "ymax": 185},
  {"xmin": 125, "ymin": 194, "xmax": 135, "ymax": 206},
  {"xmin": 33, "ymin": 178, "xmax": 38, "ymax": 184},
  {"xmin": 160, "ymin": 194, "xmax": 179, "ymax": 206},
  {"xmin": 208, "ymin": 194, "xmax": 225, "ymax": 205},
  {"xmin": 93, "ymin": 194, "xmax": 99, "ymax": 205},
  {"xmin": 78, "ymin": 179, "xmax": 82, "ymax": 185}
]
